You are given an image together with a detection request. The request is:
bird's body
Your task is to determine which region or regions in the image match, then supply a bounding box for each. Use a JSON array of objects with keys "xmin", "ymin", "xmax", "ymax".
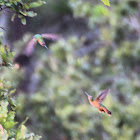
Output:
[
  {"xmin": 34, "ymin": 34, "xmax": 48, "ymax": 49},
  {"xmin": 88, "ymin": 99, "xmax": 100, "ymax": 108},
  {"xmin": 85, "ymin": 89, "xmax": 112, "ymax": 117}
]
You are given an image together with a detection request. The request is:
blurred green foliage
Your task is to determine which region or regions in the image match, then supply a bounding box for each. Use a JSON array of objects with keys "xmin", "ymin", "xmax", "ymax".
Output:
[
  {"xmin": 0, "ymin": 0, "xmax": 46, "ymax": 25},
  {"xmin": 0, "ymin": 0, "xmax": 45, "ymax": 139},
  {"xmin": 69, "ymin": 0, "xmax": 110, "ymax": 28},
  {"xmin": 0, "ymin": 45, "xmax": 15, "ymax": 67},
  {"xmin": 0, "ymin": 34, "xmax": 41, "ymax": 139},
  {"xmin": 0, "ymin": 78, "xmax": 41, "ymax": 139}
]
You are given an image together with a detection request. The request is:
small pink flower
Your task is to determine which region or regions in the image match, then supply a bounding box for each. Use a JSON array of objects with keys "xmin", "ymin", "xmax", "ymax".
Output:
[
  {"xmin": 0, "ymin": 124, "xmax": 4, "ymax": 135},
  {"xmin": 0, "ymin": 83, "xmax": 3, "ymax": 88},
  {"xmin": 14, "ymin": 63, "xmax": 20, "ymax": 69}
]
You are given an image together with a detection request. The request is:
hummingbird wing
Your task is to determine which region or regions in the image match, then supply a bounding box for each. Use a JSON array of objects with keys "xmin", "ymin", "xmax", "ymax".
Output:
[
  {"xmin": 95, "ymin": 89, "xmax": 110, "ymax": 103},
  {"xmin": 41, "ymin": 33, "xmax": 61, "ymax": 41},
  {"xmin": 25, "ymin": 38, "xmax": 37, "ymax": 56}
]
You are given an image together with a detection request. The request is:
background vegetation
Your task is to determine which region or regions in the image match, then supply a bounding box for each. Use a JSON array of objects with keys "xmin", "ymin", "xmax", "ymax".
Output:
[{"xmin": 0, "ymin": 0, "xmax": 140, "ymax": 140}]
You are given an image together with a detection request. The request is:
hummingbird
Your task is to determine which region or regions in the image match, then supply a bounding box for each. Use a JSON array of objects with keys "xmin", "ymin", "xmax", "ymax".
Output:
[
  {"xmin": 25, "ymin": 33, "xmax": 61, "ymax": 56},
  {"xmin": 84, "ymin": 89, "xmax": 112, "ymax": 117},
  {"xmin": 34, "ymin": 34, "xmax": 48, "ymax": 49},
  {"xmin": 14, "ymin": 33, "xmax": 60, "ymax": 67},
  {"xmin": 33, "ymin": 33, "xmax": 61, "ymax": 50}
]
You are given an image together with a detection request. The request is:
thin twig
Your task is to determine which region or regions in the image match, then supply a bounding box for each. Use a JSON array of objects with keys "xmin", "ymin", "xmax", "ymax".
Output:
[{"xmin": 0, "ymin": 26, "xmax": 6, "ymax": 31}]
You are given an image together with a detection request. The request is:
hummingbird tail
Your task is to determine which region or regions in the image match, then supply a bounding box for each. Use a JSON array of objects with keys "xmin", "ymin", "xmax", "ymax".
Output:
[{"xmin": 107, "ymin": 109, "xmax": 112, "ymax": 117}]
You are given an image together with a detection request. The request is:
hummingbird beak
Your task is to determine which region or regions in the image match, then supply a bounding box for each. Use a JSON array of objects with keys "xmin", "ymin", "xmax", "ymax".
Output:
[
  {"xmin": 84, "ymin": 91, "xmax": 90, "ymax": 97},
  {"xmin": 44, "ymin": 45, "xmax": 48, "ymax": 49}
]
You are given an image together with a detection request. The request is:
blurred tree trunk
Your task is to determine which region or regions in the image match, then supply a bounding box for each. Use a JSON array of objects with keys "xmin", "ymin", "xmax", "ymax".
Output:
[
  {"xmin": 9, "ymin": 18, "xmax": 27, "ymax": 49},
  {"xmin": 0, "ymin": 12, "xmax": 8, "ymax": 44}
]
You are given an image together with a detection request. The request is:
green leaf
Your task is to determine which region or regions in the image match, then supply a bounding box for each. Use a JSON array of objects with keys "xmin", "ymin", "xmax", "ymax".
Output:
[
  {"xmin": 0, "ymin": 46, "xmax": 5, "ymax": 54},
  {"xmin": 19, "ymin": 10, "xmax": 27, "ymax": 16},
  {"xmin": 20, "ymin": 117, "xmax": 29, "ymax": 126},
  {"xmin": 9, "ymin": 89, "xmax": 16, "ymax": 96},
  {"xmin": 26, "ymin": 11, "xmax": 37, "ymax": 17},
  {"xmin": 7, "ymin": 111, "xmax": 15, "ymax": 121},
  {"xmin": 8, "ymin": 98, "xmax": 16, "ymax": 107},
  {"xmin": 6, "ymin": 3, "xmax": 12, "ymax": 7},
  {"xmin": 29, "ymin": 2, "xmax": 43, "ymax": 8},
  {"xmin": 4, "ymin": 121, "xmax": 15, "ymax": 129},
  {"xmin": 101, "ymin": 0, "xmax": 110, "ymax": 6},
  {"xmin": 23, "ymin": 3, "xmax": 29, "ymax": 10},
  {"xmin": 18, "ymin": 14, "xmax": 23, "ymax": 18},
  {"xmin": 11, "ymin": 13, "xmax": 16, "ymax": 22},
  {"xmin": 16, "ymin": 125, "xmax": 27, "ymax": 139},
  {"xmin": 21, "ymin": 18, "xmax": 26, "ymax": 25},
  {"xmin": 12, "ymin": 4, "xmax": 19, "ymax": 12}
]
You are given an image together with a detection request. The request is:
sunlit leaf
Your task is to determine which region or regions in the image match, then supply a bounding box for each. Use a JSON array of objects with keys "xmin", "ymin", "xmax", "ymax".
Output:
[
  {"xmin": 26, "ymin": 11, "xmax": 37, "ymax": 17},
  {"xmin": 11, "ymin": 13, "xmax": 16, "ymax": 22},
  {"xmin": 101, "ymin": 0, "xmax": 110, "ymax": 6},
  {"xmin": 29, "ymin": 2, "xmax": 43, "ymax": 8},
  {"xmin": 21, "ymin": 18, "xmax": 26, "ymax": 25},
  {"xmin": 4, "ymin": 121, "xmax": 15, "ymax": 129}
]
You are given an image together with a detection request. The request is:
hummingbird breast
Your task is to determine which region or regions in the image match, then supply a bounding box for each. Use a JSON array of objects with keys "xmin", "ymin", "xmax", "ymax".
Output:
[{"xmin": 88, "ymin": 99, "xmax": 100, "ymax": 108}]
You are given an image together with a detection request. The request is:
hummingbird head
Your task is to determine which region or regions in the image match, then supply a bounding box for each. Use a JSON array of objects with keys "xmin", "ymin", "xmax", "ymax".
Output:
[
  {"xmin": 85, "ymin": 92, "xmax": 94, "ymax": 101},
  {"xmin": 34, "ymin": 34, "xmax": 41, "ymax": 39}
]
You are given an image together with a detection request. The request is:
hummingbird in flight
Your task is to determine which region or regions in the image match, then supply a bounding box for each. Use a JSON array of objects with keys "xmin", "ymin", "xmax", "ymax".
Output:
[
  {"xmin": 25, "ymin": 33, "xmax": 61, "ymax": 56},
  {"xmin": 34, "ymin": 34, "xmax": 48, "ymax": 49},
  {"xmin": 84, "ymin": 89, "xmax": 112, "ymax": 117},
  {"xmin": 33, "ymin": 33, "xmax": 61, "ymax": 50},
  {"xmin": 14, "ymin": 33, "xmax": 60, "ymax": 67}
]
